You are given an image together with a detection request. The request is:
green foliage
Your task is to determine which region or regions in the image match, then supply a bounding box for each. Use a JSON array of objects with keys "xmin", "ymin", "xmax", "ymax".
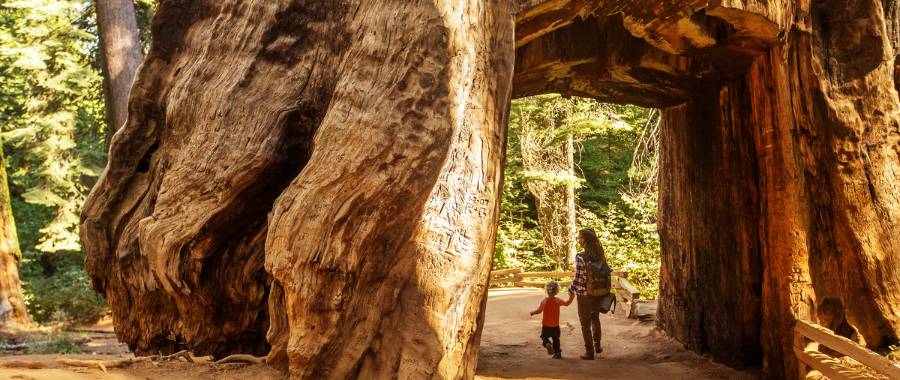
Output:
[
  {"xmin": 133, "ymin": 0, "xmax": 157, "ymax": 50},
  {"xmin": 494, "ymin": 105, "xmax": 549, "ymax": 270},
  {"xmin": 25, "ymin": 334, "xmax": 86, "ymax": 354},
  {"xmin": 494, "ymin": 220, "xmax": 548, "ymax": 271},
  {"xmin": 0, "ymin": 0, "xmax": 132, "ymax": 324},
  {"xmin": 579, "ymin": 193, "xmax": 660, "ymax": 298},
  {"xmin": 578, "ymin": 105, "xmax": 656, "ymax": 212},
  {"xmin": 20, "ymin": 251, "xmax": 107, "ymax": 324},
  {"xmin": 1, "ymin": 0, "xmax": 107, "ymax": 254},
  {"xmin": 496, "ymin": 95, "xmax": 662, "ymax": 297}
]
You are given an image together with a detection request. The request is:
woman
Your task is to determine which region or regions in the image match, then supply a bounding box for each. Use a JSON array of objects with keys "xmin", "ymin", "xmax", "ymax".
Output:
[{"xmin": 569, "ymin": 228, "xmax": 608, "ymax": 360}]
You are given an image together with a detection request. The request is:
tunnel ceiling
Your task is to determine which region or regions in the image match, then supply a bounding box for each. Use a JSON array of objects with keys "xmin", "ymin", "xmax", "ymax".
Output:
[{"xmin": 513, "ymin": 0, "xmax": 781, "ymax": 108}]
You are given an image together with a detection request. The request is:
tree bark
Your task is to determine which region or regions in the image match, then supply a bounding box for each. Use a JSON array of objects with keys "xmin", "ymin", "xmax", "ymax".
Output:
[
  {"xmin": 81, "ymin": 1, "xmax": 515, "ymax": 378},
  {"xmin": 565, "ymin": 133, "xmax": 576, "ymax": 267},
  {"xmin": 95, "ymin": 0, "xmax": 144, "ymax": 139},
  {"xmin": 657, "ymin": 95, "xmax": 763, "ymax": 369},
  {"xmin": 0, "ymin": 136, "xmax": 28, "ymax": 328}
]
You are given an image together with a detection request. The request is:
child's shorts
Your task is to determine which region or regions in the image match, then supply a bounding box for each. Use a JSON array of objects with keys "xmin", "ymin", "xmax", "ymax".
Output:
[{"xmin": 540, "ymin": 325, "xmax": 561, "ymax": 339}]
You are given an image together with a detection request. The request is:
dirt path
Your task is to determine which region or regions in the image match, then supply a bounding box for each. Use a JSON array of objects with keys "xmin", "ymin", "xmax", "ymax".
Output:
[
  {"xmin": 0, "ymin": 288, "xmax": 760, "ymax": 380},
  {"xmin": 476, "ymin": 288, "xmax": 760, "ymax": 380}
]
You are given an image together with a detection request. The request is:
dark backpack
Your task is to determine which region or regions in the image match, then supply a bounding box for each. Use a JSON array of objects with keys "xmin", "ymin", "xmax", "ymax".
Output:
[{"xmin": 580, "ymin": 253, "xmax": 612, "ymax": 297}]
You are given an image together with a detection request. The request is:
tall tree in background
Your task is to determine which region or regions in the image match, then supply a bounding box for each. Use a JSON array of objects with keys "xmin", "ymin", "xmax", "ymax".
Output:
[
  {"xmin": 95, "ymin": 0, "xmax": 142, "ymax": 139},
  {"xmin": 0, "ymin": 135, "xmax": 28, "ymax": 327},
  {"xmin": 514, "ymin": 98, "xmax": 578, "ymax": 269},
  {"xmin": 511, "ymin": 95, "xmax": 620, "ymax": 269},
  {"xmin": 1, "ymin": 1, "xmax": 109, "ymax": 323},
  {"xmin": 0, "ymin": 0, "xmax": 107, "ymax": 254}
]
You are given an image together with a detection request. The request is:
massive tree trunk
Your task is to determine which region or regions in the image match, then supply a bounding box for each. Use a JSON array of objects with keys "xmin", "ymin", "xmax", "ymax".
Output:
[
  {"xmin": 80, "ymin": 1, "xmax": 899, "ymax": 379},
  {"xmin": 262, "ymin": 2, "xmax": 514, "ymax": 377},
  {"xmin": 81, "ymin": 0, "xmax": 514, "ymax": 378},
  {"xmin": 0, "ymin": 137, "xmax": 28, "ymax": 328},
  {"xmin": 658, "ymin": 4, "xmax": 900, "ymax": 377},
  {"xmin": 95, "ymin": 0, "xmax": 144, "ymax": 138}
]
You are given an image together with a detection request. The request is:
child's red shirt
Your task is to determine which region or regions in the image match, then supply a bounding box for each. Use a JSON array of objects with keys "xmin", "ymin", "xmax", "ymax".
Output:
[
  {"xmin": 542, "ymin": 297, "xmax": 561, "ymax": 327},
  {"xmin": 536, "ymin": 295, "xmax": 573, "ymax": 326}
]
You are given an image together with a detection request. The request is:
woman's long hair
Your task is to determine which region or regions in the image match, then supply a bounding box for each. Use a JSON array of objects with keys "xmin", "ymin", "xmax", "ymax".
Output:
[{"xmin": 578, "ymin": 228, "xmax": 605, "ymax": 261}]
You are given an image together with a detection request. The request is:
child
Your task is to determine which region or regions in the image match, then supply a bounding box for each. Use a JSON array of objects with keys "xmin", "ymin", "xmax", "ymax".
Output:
[{"xmin": 530, "ymin": 281, "xmax": 575, "ymax": 358}]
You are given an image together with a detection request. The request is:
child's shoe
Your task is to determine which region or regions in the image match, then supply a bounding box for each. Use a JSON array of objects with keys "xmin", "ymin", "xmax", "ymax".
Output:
[{"xmin": 543, "ymin": 341, "xmax": 554, "ymax": 355}]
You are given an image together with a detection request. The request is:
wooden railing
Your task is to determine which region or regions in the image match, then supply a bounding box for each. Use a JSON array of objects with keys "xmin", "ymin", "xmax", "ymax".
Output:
[
  {"xmin": 489, "ymin": 267, "xmax": 641, "ymax": 305},
  {"xmin": 794, "ymin": 319, "xmax": 900, "ymax": 380}
]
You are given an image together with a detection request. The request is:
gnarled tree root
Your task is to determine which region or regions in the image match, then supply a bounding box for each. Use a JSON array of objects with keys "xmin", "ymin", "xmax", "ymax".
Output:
[
  {"xmin": 214, "ymin": 354, "xmax": 266, "ymax": 365},
  {"xmin": 55, "ymin": 357, "xmax": 151, "ymax": 373}
]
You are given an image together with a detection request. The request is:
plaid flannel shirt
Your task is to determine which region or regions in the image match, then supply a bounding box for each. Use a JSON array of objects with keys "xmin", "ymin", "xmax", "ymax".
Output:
[{"xmin": 570, "ymin": 254, "xmax": 588, "ymax": 296}]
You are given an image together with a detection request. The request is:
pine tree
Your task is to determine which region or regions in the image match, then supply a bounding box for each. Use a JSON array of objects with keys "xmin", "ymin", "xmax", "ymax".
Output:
[{"xmin": 0, "ymin": 0, "xmax": 107, "ymax": 254}]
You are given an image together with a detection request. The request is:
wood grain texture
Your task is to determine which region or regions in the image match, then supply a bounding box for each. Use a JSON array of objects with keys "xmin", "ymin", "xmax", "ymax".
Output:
[
  {"xmin": 263, "ymin": 1, "xmax": 514, "ymax": 377},
  {"xmin": 82, "ymin": 0, "xmax": 514, "ymax": 378},
  {"xmin": 82, "ymin": 0, "xmax": 343, "ymax": 357}
]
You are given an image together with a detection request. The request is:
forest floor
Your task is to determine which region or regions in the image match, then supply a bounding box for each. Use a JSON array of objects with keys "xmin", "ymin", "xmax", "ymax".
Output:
[
  {"xmin": 0, "ymin": 288, "xmax": 761, "ymax": 380},
  {"xmin": 476, "ymin": 288, "xmax": 760, "ymax": 380}
]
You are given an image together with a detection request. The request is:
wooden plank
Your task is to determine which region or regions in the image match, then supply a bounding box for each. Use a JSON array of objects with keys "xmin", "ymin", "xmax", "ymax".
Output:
[
  {"xmin": 519, "ymin": 271, "xmax": 575, "ymax": 278},
  {"xmin": 794, "ymin": 347, "xmax": 874, "ymax": 380},
  {"xmin": 504, "ymin": 269, "xmax": 627, "ymax": 279},
  {"xmin": 795, "ymin": 320, "xmax": 900, "ymax": 379},
  {"xmin": 515, "ymin": 281, "xmax": 572, "ymax": 288},
  {"xmin": 490, "ymin": 275, "xmax": 520, "ymax": 284},
  {"xmin": 794, "ymin": 331, "xmax": 813, "ymax": 380},
  {"xmin": 617, "ymin": 278, "xmax": 640, "ymax": 301},
  {"xmin": 490, "ymin": 268, "xmax": 523, "ymax": 277}
]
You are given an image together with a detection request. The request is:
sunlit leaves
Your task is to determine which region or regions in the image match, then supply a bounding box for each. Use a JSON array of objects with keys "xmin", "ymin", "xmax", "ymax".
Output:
[
  {"xmin": 1, "ymin": 0, "xmax": 106, "ymax": 253},
  {"xmin": 6, "ymin": 46, "xmax": 48, "ymax": 69},
  {"xmin": 495, "ymin": 95, "xmax": 661, "ymax": 296}
]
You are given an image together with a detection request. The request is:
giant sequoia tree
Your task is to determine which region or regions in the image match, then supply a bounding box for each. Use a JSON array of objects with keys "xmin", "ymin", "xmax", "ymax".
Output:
[
  {"xmin": 81, "ymin": 1, "xmax": 900, "ymax": 379},
  {"xmin": 0, "ymin": 136, "xmax": 28, "ymax": 328}
]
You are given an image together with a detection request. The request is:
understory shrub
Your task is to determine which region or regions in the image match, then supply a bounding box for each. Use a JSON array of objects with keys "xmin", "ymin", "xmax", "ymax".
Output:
[{"xmin": 20, "ymin": 251, "xmax": 107, "ymax": 324}]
